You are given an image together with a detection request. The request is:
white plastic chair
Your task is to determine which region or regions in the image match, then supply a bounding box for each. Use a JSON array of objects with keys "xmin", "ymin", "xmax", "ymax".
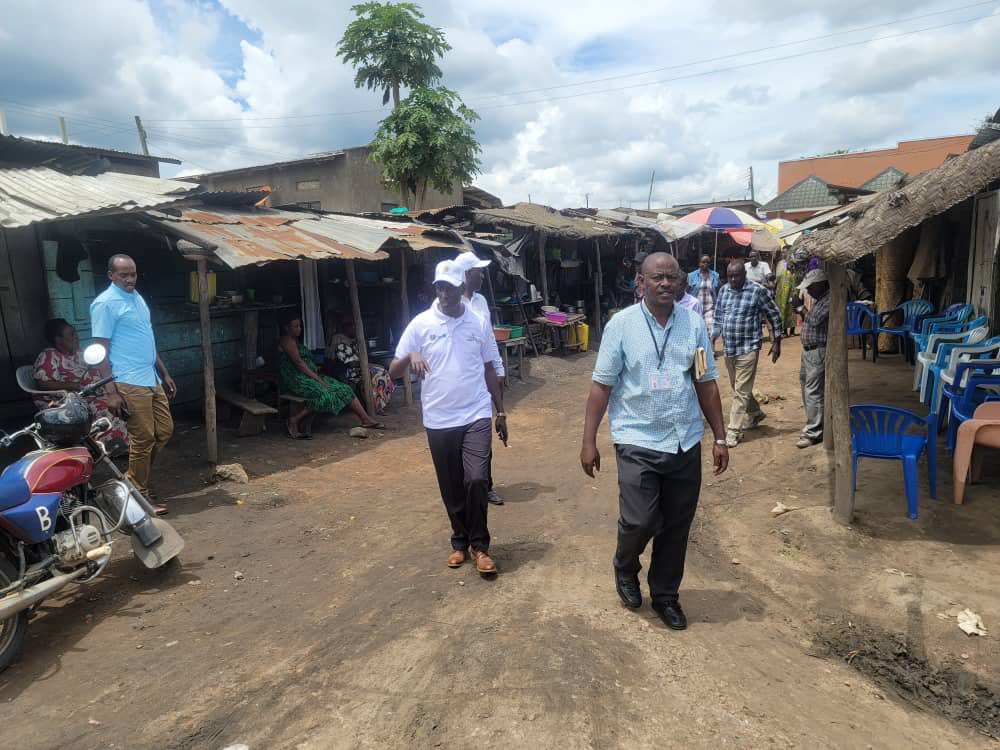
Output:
[{"xmin": 913, "ymin": 326, "xmax": 988, "ymax": 392}]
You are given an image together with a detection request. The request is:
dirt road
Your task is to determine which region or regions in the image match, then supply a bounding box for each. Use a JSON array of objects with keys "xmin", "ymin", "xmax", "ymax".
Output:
[{"xmin": 0, "ymin": 343, "xmax": 993, "ymax": 748}]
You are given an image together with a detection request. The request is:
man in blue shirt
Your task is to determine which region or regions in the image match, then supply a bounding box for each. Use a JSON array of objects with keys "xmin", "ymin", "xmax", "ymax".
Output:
[
  {"xmin": 581, "ymin": 253, "xmax": 728, "ymax": 631},
  {"xmin": 712, "ymin": 260, "xmax": 783, "ymax": 448},
  {"xmin": 90, "ymin": 254, "xmax": 175, "ymax": 511}
]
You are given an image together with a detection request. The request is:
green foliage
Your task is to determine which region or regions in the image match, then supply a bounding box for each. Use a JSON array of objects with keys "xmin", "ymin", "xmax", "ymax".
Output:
[
  {"xmin": 337, "ymin": 2, "xmax": 450, "ymax": 106},
  {"xmin": 369, "ymin": 86, "xmax": 481, "ymax": 202}
]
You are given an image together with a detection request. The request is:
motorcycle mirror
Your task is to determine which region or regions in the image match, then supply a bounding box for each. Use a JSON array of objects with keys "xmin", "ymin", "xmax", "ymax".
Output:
[{"xmin": 83, "ymin": 343, "xmax": 107, "ymax": 367}]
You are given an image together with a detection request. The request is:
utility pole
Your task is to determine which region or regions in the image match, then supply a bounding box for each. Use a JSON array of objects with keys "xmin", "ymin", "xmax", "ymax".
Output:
[
  {"xmin": 134, "ymin": 115, "xmax": 149, "ymax": 156},
  {"xmin": 748, "ymin": 166, "xmax": 755, "ymax": 202},
  {"xmin": 528, "ymin": 192, "xmax": 532, "ymax": 204},
  {"xmin": 585, "ymin": 193, "xmax": 590, "ymax": 208},
  {"xmin": 58, "ymin": 116, "xmax": 68, "ymax": 144},
  {"xmin": 647, "ymin": 170, "xmax": 655, "ymax": 210},
  {"xmin": 0, "ymin": 110, "xmax": 7, "ymax": 136}
]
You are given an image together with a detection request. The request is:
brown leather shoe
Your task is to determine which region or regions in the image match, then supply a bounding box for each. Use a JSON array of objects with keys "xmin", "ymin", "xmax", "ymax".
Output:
[
  {"xmin": 152, "ymin": 503, "xmax": 169, "ymax": 516},
  {"xmin": 447, "ymin": 549, "xmax": 467, "ymax": 568},
  {"xmin": 471, "ymin": 550, "xmax": 497, "ymax": 575}
]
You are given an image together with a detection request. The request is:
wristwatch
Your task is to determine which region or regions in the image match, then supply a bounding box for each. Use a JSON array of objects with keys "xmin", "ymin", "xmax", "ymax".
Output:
[{"xmin": 714, "ymin": 439, "xmax": 728, "ymax": 446}]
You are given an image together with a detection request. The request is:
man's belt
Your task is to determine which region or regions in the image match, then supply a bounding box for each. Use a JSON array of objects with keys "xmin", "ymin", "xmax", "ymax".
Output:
[{"xmin": 802, "ymin": 343, "xmax": 826, "ymax": 351}]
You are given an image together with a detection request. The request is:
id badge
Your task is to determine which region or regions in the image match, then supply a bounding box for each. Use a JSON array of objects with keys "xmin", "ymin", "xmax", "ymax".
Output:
[{"xmin": 649, "ymin": 373, "xmax": 671, "ymax": 391}]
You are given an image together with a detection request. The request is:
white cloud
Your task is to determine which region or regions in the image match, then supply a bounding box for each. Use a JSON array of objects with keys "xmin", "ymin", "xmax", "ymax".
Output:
[{"xmin": 0, "ymin": 0, "xmax": 997, "ymax": 206}]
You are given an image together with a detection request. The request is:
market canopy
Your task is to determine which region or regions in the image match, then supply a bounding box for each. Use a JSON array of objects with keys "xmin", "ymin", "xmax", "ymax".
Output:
[
  {"xmin": 474, "ymin": 202, "xmax": 636, "ymax": 241},
  {"xmin": 141, "ymin": 206, "xmax": 466, "ymax": 268}
]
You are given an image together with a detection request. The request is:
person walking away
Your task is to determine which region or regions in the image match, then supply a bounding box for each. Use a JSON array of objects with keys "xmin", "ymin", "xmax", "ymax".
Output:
[
  {"xmin": 745, "ymin": 250, "xmax": 771, "ymax": 288},
  {"xmin": 389, "ymin": 260, "xmax": 508, "ymax": 576},
  {"xmin": 456, "ymin": 250, "xmax": 506, "ymax": 506},
  {"xmin": 90, "ymin": 254, "xmax": 174, "ymax": 514},
  {"xmin": 581, "ymin": 252, "xmax": 729, "ymax": 631},
  {"xmin": 712, "ymin": 260, "xmax": 783, "ymax": 448},
  {"xmin": 797, "ymin": 269, "xmax": 830, "ymax": 449},
  {"xmin": 687, "ymin": 255, "xmax": 719, "ymax": 335}
]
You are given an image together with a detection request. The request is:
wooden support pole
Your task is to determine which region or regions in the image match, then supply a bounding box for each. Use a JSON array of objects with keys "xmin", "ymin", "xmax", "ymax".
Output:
[
  {"xmin": 399, "ymin": 249, "xmax": 413, "ymax": 406},
  {"xmin": 826, "ymin": 262, "xmax": 854, "ymax": 525},
  {"xmin": 592, "ymin": 239, "xmax": 603, "ymax": 338},
  {"xmin": 197, "ymin": 257, "xmax": 218, "ymax": 465},
  {"xmin": 58, "ymin": 116, "xmax": 68, "ymax": 144},
  {"xmin": 241, "ymin": 309, "xmax": 259, "ymax": 398},
  {"xmin": 537, "ymin": 230, "xmax": 549, "ymax": 305},
  {"xmin": 346, "ymin": 260, "xmax": 375, "ymax": 416}
]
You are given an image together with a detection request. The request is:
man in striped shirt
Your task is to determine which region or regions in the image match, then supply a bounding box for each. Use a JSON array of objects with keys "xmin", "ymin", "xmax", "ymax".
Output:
[{"xmin": 712, "ymin": 260, "xmax": 783, "ymax": 448}]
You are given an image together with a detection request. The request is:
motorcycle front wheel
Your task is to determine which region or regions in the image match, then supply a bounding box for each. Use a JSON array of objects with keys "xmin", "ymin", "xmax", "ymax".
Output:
[{"xmin": 0, "ymin": 557, "xmax": 29, "ymax": 673}]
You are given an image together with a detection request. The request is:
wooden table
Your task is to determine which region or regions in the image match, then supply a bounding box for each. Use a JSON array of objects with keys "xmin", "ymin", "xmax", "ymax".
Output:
[
  {"xmin": 498, "ymin": 337, "xmax": 526, "ymax": 383},
  {"xmin": 532, "ymin": 314, "xmax": 587, "ymax": 354}
]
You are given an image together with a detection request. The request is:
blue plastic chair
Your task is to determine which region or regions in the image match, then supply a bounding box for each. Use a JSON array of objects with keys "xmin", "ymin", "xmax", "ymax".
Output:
[
  {"xmin": 911, "ymin": 314, "xmax": 983, "ymax": 366},
  {"xmin": 908, "ymin": 304, "xmax": 964, "ymax": 363},
  {"xmin": 877, "ymin": 300, "xmax": 933, "ymax": 361},
  {"xmin": 846, "ymin": 303, "xmax": 878, "ymax": 362},
  {"xmin": 911, "ymin": 304, "xmax": 974, "ymax": 352},
  {"xmin": 943, "ymin": 362, "xmax": 1000, "ymax": 450},
  {"xmin": 850, "ymin": 405, "xmax": 937, "ymax": 519}
]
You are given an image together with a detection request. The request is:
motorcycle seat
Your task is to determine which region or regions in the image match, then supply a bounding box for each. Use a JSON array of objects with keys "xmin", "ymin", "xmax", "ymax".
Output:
[{"xmin": 0, "ymin": 465, "xmax": 31, "ymax": 512}]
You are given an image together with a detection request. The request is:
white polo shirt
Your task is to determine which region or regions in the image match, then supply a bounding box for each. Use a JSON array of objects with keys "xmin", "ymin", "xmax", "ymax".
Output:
[
  {"xmin": 466, "ymin": 292, "xmax": 505, "ymax": 377},
  {"xmin": 396, "ymin": 300, "xmax": 500, "ymax": 429}
]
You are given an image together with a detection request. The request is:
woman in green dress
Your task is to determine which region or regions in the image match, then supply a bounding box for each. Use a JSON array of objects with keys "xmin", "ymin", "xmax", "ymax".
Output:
[
  {"xmin": 773, "ymin": 253, "xmax": 798, "ymax": 337},
  {"xmin": 278, "ymin": 316, "xmax": 384, "ymax": 439}
]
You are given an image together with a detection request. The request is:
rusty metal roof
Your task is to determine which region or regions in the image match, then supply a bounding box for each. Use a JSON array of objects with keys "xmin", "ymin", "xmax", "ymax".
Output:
[
  {"xmin": 0, "ymin": 167, "xmax": 199, "ymax": 229},
  {"xmin": 142, "ymin": 206, "xmax": 465, "ymax": 267}
]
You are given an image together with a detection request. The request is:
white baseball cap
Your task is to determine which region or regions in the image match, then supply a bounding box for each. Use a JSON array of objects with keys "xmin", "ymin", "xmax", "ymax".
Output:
[
  {"xmin": 433, "ymin": 260, "xmax": 465, "ymax": 288},
  {"xmin": 797, "ymin": 268, "xmax": 828, "ymax": 291},
  {"xmin": 455, "ymin": 251, "xmax": 491, "ymax": 271}
]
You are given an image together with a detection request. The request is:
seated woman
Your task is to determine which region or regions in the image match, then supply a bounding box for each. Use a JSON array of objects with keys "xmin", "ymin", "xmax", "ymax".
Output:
[
  {"xmin": 325, "ymin": 332, "xmax": 396, "ymax": 415},
  {"xmin": 277, "ymin": 316, "xmax": 384, "ymax": 439},
  {"xmin": 33, "ymin": 318, "xmax": 130, "ymax": 455}
]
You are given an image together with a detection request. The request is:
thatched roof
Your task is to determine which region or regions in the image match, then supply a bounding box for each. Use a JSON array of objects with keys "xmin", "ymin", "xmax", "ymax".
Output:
[
  {"xmin": 474, "ymin": 202, "xmax": 635, "ymax": 241},
  {"xmin": 796, "ymin": 138, "xmax": 1000, "ymax": 262}
]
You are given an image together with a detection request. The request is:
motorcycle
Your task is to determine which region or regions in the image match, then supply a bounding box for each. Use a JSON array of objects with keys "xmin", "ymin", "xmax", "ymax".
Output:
[{"xmin": 0, "ymin": 343, "xmax": 184, "ymax": 672}]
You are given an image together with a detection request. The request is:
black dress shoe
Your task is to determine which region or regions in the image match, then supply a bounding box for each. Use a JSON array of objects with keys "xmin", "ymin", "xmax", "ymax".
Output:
[
  {"xmin": 615, "ymin": 572, "xmax": 642, "ymax": 609},
  {"xmin": 487, "ymin": 489, "xmax": 505, "ymax": 506},
  {"xmin": 652, "ymin": 600, "xmax": 687, "ymax": 630}
]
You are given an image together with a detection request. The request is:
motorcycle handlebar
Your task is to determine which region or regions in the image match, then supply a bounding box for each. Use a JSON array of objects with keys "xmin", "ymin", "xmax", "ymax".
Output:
[{"xmin": 79, "ymin": 374, "xmax": 114, "ymax": 398}]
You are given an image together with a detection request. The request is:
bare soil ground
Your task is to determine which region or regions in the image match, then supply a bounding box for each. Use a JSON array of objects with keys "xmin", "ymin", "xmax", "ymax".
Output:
[{"xmin": 1, "ymin": 339, "xmax": 998, "ymax": 749}]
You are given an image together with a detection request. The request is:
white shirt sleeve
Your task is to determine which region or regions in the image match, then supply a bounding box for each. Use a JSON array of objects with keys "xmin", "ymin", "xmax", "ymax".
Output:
[{"xmin": 394, "ymin": 319, "xmax": 422, "ymax": 360}]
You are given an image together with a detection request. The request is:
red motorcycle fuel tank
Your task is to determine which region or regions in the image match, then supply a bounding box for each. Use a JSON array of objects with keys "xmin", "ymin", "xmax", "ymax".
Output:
[{"xmin": 23, "ymin": 448, "xmax": 93, "ymax": 493}]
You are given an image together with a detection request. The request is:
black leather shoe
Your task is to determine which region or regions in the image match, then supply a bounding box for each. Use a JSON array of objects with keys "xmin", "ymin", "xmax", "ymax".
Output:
[
  {"xmin": 487, "ymin": 489, "xmax": 505, "ymax": 506},
  {"xmin": 615, "ymin": 572, "xmax": 642, "ymax": 609},
  {"xmin": 652, "ymin": 600, "xmax": 687, "ymax": 630}
]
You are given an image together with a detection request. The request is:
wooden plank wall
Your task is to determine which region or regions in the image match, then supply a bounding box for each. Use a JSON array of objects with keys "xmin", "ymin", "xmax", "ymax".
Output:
[{"xmin": 0, "ymin": 227, "xmax": 48, "ymax": 404}]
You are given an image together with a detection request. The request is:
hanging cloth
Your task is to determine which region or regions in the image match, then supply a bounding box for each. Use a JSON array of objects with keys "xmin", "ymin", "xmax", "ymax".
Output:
[{"xmin": 298, "ymin": 259, "xmax": 325, "ymax": 350}]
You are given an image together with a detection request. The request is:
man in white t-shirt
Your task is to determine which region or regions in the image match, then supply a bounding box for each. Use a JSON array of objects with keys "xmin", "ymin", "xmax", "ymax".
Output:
[
  {"xmin": 389, "ymin": 260, "xmax": 509, "ymax": 575},
  {"xmin": 456, "ymin": 251, "xmax": 506, "ymax": 506},
  {"xmin": 745, "ymin": 250, "xmax": 772, "ymax": 288}
]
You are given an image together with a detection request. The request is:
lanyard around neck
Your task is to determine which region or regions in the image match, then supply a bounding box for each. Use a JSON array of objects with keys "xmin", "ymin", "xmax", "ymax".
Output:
[{"xmin": 642, "ymin": 304, "xmax": 671, "ymax": 370}]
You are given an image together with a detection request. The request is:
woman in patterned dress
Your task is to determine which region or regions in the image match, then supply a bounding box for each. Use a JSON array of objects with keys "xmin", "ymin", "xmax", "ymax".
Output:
[
  {"xmin": 325, "ymin": 333, "xmax": 396, "ymax": 415},
  {"xmin": 33, "ymin": 318, "xmax": 130, "ymax": 455},
  {"xmin": 277, "ymin": 316, "xmax": 384, "ymax": 439}
]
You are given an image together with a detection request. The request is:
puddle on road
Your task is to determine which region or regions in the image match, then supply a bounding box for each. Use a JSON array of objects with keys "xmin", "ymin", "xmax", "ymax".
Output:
[{"xmin": 817, "ymin": 621, "xmax": 1000, "ymax": 739}]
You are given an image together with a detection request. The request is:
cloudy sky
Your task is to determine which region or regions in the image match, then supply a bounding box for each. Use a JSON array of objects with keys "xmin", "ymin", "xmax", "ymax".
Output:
[{"xmin": 1, "ymin": 0, "xmax": 998, "ymax": 208}]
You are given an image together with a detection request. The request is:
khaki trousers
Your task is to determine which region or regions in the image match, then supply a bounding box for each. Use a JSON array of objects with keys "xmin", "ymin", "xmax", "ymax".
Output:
[
  {"xmin": 117, "ymin": 383, "xmax": 173, "ymax": 494},
  {"xmin": 724, "ymin": 351, "xmax": 763, "ymax": 435},
  {"xmin": 800, "ymin": 347, "xmax": 826, "ymax": 440}
]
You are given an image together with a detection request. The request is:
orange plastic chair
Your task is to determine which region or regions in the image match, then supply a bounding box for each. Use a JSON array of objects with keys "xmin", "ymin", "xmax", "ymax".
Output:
[{"xmin": 952, "ymin": 401, "xmax": 1000, "ymax": 505}]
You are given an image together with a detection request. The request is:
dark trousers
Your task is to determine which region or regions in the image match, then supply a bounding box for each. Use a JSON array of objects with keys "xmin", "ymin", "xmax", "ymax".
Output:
[
  {"xmin": 614, "ymin": 443, "xmax": 702, "ymax": 604},
  {"xmin": 426, "ymin": 418, "xmax": 492, "ymax": 552}
]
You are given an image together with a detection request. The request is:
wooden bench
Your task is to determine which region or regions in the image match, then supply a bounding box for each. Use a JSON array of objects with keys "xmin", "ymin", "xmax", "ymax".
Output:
[
  {"xmin": 279, "ymin": 393, "xmax": 315, "ymax": 434},
  {"xmin": 217, "ymin": 388, "xmax": 279, "ymax": 437}
]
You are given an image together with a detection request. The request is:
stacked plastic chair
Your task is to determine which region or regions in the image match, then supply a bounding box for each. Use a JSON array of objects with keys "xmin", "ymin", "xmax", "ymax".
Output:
[{"xmin": 876, "ymin": 300, "xmax": 934, "ymax": 362}]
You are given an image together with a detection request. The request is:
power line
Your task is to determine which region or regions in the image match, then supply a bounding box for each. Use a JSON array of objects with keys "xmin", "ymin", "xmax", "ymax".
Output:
[{"xmin": 135, "ymin": 0, "xmax": 999, "ymax": 125}]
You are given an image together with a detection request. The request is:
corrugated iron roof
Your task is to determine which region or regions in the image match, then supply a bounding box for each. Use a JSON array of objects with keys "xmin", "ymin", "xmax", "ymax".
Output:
[
  {"xmin": 143, "ymin": 206, "xmax": 465, "ymax": 267},
  {"xmin": 0, "ymin": 134, "xmax": 180, "ymax": 169},
  {"xmin": 0, "ymin": 167, "xmax": 200, "ymax": 228},
  {"xmin": 474, "ymin": 202, "xmax": 635, "ymax": 240}
]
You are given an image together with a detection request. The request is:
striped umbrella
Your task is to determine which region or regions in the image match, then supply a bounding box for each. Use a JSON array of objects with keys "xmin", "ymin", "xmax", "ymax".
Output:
[
  {"xmin": 673, "ymin": 207, "xmax": 766, "ymax": 266},
  {"xmin": 765, "ymin": 218, "xmax": 802, "ymax": 246}
]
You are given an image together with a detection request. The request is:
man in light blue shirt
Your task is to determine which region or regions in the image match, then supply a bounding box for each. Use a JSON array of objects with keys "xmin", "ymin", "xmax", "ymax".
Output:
[
  {"xmin": 90, "ymin": 254, "xmax": 175, "ymax": 508},
  {"xmin": 580, "ymin": 252, "xmax": 728, "ymax": 631}
]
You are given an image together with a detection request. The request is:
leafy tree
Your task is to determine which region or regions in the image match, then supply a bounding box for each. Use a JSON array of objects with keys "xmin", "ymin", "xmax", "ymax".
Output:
[
  {"xmin": 369, "ymin": 86, "xmax": 481, "ymax": 208},
  {"xmin": 337, "ymin": 2, "xmax": 450, "ymax": 108}
]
